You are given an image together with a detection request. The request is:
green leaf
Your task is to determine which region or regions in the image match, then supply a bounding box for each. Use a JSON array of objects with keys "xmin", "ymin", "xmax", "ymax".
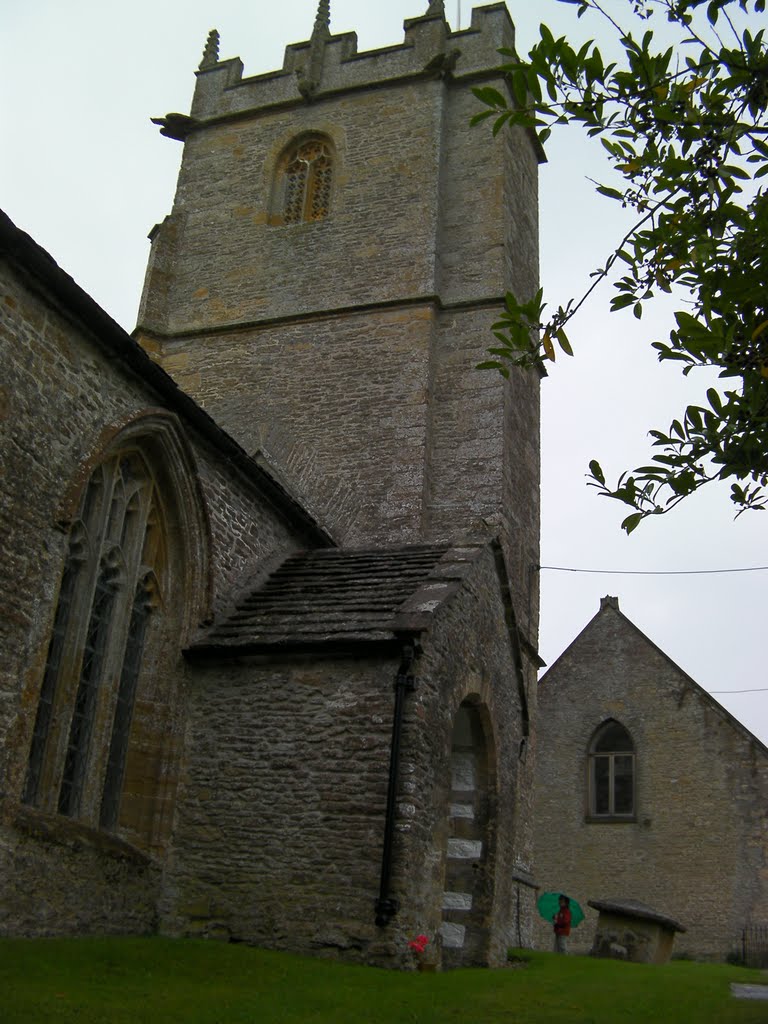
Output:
[
  {"xmin": 556, "ymin": 328, "xmax": 574, "ymax": 356},
  {"xmin": 511, "ymin": 70, "xmax": 528, "ymax": 109},
  {"xmin": 540, "ymin": 22, "xmax": 555, "ymax": 48},
  {"xmin": 596, "ymin": 185, "xmax": 624, "ymax": 200},
  {"xmin": 492, "ymin": 113, "xmax": 514, "ymax": 137},
  {"xmin": 621, "ymin": 512, "xmax": 644, "ymax": 534},
  {"xmin": 472, "ymin": 86, "xmax": 508, "ymax": 109}
]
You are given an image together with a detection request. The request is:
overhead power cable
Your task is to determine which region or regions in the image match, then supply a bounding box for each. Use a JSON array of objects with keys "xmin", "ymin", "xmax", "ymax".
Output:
[
  {"xmin": 538, "ymin": 564, "xmax": 768, "ymax": 576},
  {"xmin": 710, "ymin": 688, "xmax": 768, "ymax": 694}
]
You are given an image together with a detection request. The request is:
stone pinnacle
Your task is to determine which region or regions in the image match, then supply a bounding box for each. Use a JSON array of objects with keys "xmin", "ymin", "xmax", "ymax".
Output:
[
  {"xmin": 198, "ymin": 29, "xmax": 220, "ymax": 70},
  {"xmin": 312, "ymin": 0, "xmax": 331, "ymax": 40}
]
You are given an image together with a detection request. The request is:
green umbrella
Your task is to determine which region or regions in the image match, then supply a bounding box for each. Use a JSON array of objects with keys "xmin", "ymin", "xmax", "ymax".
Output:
[{"xmin": 537, "ymin": 891, "xmax": 585, "ymax": 928}]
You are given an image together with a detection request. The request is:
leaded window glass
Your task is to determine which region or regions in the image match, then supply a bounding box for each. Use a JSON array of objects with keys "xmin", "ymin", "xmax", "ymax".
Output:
[
  {"xmin": 588, "ymin": 720, "xmax": 635, "ymax": 819},
  {"xmin": 100, "ymin": 570, "xmax": 156, "ymax": 829},
  {"xmin": 282, "ymin": 139, "xmax": 333, "ymax": 224},
  {"xmin": 22, "ymin": 533, "xmax": 84, "ymax": 805},
  {"xmin": 23, "ymin": 450, "xmax": 164, "ymax": 833},
  {"xmin": 58, "ymin": 557, "xmax": 119, "ymax": 816}
]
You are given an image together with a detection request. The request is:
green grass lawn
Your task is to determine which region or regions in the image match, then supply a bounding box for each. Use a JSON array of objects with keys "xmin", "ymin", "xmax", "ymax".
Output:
[{"xmin": 1, "ymin": 937, "xmax": 767, "ymax": 1024}]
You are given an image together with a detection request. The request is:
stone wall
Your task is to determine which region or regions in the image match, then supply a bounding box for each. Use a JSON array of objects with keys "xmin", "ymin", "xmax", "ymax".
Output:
[
  {"xmin": 395, "ymin": 542, "xmax": 538, "ymax": 965},
  {"xmin": 0, "ymin": 803, "xmax": 160, "ymax": 937},
  {"xmin": 165, "ymin": 541, "xmax": 536, "ymax": 967},
  {"xmin": 149, "ymin": 307, "xmax": 435, "ymax": 544},
  {"xmin": 533, "ymin": 599, "xmax": 768, "ymax": 960},
  {"xmin": 160, "ymin": 653, "xmax": 399, "ymax": 956},
  {"xmin": 140, "ymin": 80, "xmax": 445, "ymax": 332},
  {"xmin": 0, "ymin": 250, "xmax": 316, "ymax": 935}
]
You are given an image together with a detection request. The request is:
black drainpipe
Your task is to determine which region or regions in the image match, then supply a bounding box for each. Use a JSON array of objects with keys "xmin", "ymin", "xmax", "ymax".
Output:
[{"xmin": 374, "ymin": 642, "xmax": 416, "ymax": 927}]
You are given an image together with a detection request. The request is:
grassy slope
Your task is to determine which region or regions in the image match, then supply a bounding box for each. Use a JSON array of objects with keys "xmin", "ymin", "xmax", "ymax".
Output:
[{"xmin": 1, "ymin": 938, "xmax": 767, "ymax": 1024}]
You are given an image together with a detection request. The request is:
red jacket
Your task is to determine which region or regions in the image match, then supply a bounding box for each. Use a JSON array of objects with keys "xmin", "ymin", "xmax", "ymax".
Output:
[{"xmin": 554, "ymin": 907, "xmax": 571, "ymax": 936}]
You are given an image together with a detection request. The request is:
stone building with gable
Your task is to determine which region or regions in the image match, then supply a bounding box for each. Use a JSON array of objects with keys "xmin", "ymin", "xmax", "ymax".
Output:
[
  {"xmin": 533, "ymin": 596, "xmax": 768, "ymax": 961},
  {"xmin": 0, "ymin": 2, "xmax": 543, "ymax": 968}
]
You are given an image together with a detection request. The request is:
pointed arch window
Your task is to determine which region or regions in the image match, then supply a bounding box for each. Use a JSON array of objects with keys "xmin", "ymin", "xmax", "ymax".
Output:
[
  {"xmin": 588, "ymin": 720, "xmax": 635, "ymax": 820},
  {"xmin": 280, "ymin": 137, "xmax": 333, "ymax": 224},
  {"xmin": 23, "ymin": 451, "xmax": 165, "ymax": 832}
]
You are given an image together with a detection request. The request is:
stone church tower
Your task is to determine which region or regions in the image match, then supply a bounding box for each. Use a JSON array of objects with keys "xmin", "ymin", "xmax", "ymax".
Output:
[
  {"xmin": 135, "ymin": 0, "xmax": 542, "ymax": 640},
  {"xmin": 0, "ymin": 0, "xmax": 544, "ymax": 969}
]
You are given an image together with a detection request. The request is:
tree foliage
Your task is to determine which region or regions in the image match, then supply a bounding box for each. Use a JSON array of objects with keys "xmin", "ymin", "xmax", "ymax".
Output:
[{"xmin": 473, "ymin": 0, "xmax": 768, "ymax": 532}]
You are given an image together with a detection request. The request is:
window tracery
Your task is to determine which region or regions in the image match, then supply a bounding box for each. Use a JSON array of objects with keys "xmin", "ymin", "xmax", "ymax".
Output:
[
  {"xmin": 281, "ymin": 137, "xmax": 333, "ymax": 224},
  {"xmin": 23, "ymin": 450, "xmax": 165, "ymax": 833}
]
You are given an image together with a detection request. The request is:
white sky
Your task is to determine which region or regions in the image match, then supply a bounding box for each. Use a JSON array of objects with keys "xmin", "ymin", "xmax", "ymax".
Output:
[{"xmin": 2, "ymin": 1, "xmax": 766, "ymax": 744}]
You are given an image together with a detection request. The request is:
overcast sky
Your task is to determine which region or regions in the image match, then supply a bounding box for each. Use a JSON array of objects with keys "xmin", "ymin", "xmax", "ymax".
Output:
[{"xmin": 2, "ymin": 1, "xmax": 766, "ymax": 744}]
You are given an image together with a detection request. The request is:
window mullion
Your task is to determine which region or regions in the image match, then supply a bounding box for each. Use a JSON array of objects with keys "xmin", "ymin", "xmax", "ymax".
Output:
[
  {"xmin": 303, "ymin": 158, "xmax": 315, "ymax": 221},
  {"xmin": 57, "ymin": 555, "xmax": 120, "ymax": 817},
  {"xmin": 22, "ymin": 537, "xmax": 83, "ymax": 807},
  {"xmin": 97, "ymin": 489, "xmax": 156, "ymax": 829},
  {"xmin": 608, "ymin": 754, "xmax": 615, "ymax": 816},
  {"xmin": 100, "ymin": 572, "xmax": 155, "ymax": 829},
  {"xmin": 74, "ymin": 462, "xmax": 150, "ymax": 817},
  {"xmin": 25, "ymin": 448, "xmax": 166, "ymax": 839},
  {"xmin": 34, "ymin": 529, "xmax": 106, "ymax": 813},
  {"xmin": 48, "ymin": 463, "xmax": 120, "ymax": 816}
]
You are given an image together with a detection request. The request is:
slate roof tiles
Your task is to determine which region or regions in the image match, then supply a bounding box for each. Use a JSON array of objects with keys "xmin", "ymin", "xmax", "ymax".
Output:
[{"xmin": 189, "ymin": 542, "xmax": 485, "ymax": 656}]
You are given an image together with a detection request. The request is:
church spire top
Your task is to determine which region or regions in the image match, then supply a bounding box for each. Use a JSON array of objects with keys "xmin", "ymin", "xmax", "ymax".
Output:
[{"xmin": 426, "ymin": 0, "xmax": 446, "ymax": 15}]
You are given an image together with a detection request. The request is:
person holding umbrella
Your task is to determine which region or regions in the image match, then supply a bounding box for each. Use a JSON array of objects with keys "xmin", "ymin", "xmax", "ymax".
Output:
[
  {"xmin": 536, "ymin": 891, "xmax": 585, "ymax": 954},
  {"xmin": 552, "ymin": 894, "xmax": 572, "ymax": 954}
]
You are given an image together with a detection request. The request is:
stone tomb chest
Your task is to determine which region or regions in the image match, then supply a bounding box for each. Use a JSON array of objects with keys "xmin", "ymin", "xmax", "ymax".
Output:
[{"xmin": 589, "ymin": 899, "xmax": 686, "ymax": 964}]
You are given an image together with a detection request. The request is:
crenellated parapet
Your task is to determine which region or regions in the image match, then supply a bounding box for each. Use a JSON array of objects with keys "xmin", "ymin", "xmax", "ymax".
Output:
[{"xmin": 179, "ymin": 4, "xmax": 515, "ymax": 126}]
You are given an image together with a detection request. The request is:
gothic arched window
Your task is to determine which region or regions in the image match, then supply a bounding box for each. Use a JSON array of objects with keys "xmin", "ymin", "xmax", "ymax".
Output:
[
  {"xmin": 280, "ymin": 137, "xmax": 334, "ymax": 224},
  {"xmin": 23, "ymin": 450, "xmax": 165, "ymax": 832},
  {"xmin": 588, "ymin": 720, "xmax": 635, "ymax": 819}
]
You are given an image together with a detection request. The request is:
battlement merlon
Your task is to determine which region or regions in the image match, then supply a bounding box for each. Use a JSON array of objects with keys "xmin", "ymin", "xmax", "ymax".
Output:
[{"xmin": 185, "ymin": 4, "xmax": 516, "ymax": 124}]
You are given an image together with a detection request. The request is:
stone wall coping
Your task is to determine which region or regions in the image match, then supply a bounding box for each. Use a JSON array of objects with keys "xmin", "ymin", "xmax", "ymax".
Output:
[
  {"xmin": 4, "ymin": 798, "xmax": 153, "ymax": 867},
  {"xmin": 588, "ymin": 898, "xmax": 687, "ymax": 933}
]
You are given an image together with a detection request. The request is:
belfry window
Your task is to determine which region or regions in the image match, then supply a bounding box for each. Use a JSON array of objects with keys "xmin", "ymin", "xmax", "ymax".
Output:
[
  {"xmin": 23, "ymin": 451, "xmax": 164, "ymax": 831},
  {"xmin": 281, "ymin": 137, "xmax": 333, "ymax": 224},
  {"xmin": 588, "ymin": 720, "xmax": 635, "ymax": 819}
]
